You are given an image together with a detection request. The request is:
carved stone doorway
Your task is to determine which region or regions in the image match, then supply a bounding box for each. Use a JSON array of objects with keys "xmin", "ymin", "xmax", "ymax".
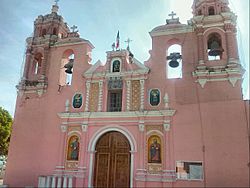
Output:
[{"xmin": 93, "ymin": 131, "xmax": 131, "ymax": 187}]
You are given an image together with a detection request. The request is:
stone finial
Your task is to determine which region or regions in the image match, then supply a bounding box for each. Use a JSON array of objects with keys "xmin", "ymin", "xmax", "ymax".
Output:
[
  {"xmin": 51, "ymin": 0, "xmax": 59, "ymax": 13},
  {"xmin": 163, "ymin": 93, "xmax": 169, "ymax": 109},
  {"xmin": 65, "ymin": 99, "xmax": 70, "ymax": 112},
  {"xmin": 166, "ymin": 11, "xmax": 180, "ymax": 24}
]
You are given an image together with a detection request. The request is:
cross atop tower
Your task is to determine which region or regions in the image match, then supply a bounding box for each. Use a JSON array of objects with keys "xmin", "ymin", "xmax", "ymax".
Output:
[
  {"xmin": 71, "ymin": 25, "xmax": 78, "ymax": 32},
  {"xmin": 168, "ymin": 11, "xmax": 177, "ymax": 19},
  {"xmin": 54, "ymin": 0, "xmax": 59, "ymax": 5}
]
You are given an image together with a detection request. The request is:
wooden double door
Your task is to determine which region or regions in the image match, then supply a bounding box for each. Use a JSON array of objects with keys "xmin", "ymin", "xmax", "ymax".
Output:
[{"xmin": 93, "ymin": 131, "xmax": 131, "ymax": 187}]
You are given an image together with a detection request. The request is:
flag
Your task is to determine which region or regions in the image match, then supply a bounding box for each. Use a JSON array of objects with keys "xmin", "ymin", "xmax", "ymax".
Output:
[{"xmin": 116, "ymin": 31, "xmax": 120, "ymax": 50}]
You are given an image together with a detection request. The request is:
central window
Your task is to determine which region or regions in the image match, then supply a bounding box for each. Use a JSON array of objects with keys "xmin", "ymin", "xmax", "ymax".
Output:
[{"xmin": 108, "ymin": 90, "xmax": 122, "ymax": 112}]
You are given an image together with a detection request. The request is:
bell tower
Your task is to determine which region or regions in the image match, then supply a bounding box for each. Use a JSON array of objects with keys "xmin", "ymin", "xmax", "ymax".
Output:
[
  {"xmin": 191, "ymin": 0, "xmax": 244, "ymax": 88},
  {"xmin": 18, "ymin": 1, "xmax": 70, "ymax": 96}
]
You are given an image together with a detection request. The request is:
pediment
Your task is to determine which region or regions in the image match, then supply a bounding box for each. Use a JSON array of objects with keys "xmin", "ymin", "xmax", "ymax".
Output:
[{"xmin": 84, "ymin": 50, "xmax": 149, "ymax": 78}]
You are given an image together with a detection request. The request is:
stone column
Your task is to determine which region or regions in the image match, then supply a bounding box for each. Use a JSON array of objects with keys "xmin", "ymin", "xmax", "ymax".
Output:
[
  {"xmin": 68, "ymin": 176, "xmax": 73, "ymax": 188},
  {"xmin": 38, "ymin": 176, "xmax": 46, "ymax": 188},
  {"xmin": 163, "ymin": 121, "xmax": 171, "ymax": 171},
  {"xmin": 139, "ymin": 80, "xmax": 145, "ymax": 111},
  {"xmin": 138, "ymin": 121, "xmax": 145, "ymax": 168},
  {"xmin": 84, "ymin": 81, "xmax": 91, "ymax": 111},
  {"xmin": 23, "ymin": 49, "xmax": 33, "ymax": 79},
  {"xmin": 225, "ymin": 24, "xmax": 239, "ymax": 63},
  {"xmin": 98, "ymin": 80, "xmax": 103, "ymax": 112},
  {"xmin": 58, "ymin": 125, "xmax": 67, "ymax": 166},
  {"xmin": 196, "ymin": 27, "xmax": 205, "ymax": 64},
  {"xmin": 41, "ymin": 47, "xmax": 49, "ymax": 77},
  {"xmin": 57, "ymin": 176, "xmax": 62, "ymax": 188},
  {"xmin": 62, "ymin": 176, "xmax": 68, "ymax": 188},
  {"xmin": 45, "ymin": 176, "xmax": 52, "ymax": 188},
  {"xmin": 126, "ymin": 80, "xmax": 131, "ymax": 111},
  {"xmin": 80, "ymin": 123, "xmax": 88, "ymax": 168},
  {"xmin": 51, "ymin": 176, "xmax": 56, "ymax": 188}
]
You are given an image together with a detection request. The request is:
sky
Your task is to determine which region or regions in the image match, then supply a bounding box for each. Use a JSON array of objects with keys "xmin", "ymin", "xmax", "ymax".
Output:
[{"xmin": 0, "ymin": 0, "xmax": 249, "ymax": 116}]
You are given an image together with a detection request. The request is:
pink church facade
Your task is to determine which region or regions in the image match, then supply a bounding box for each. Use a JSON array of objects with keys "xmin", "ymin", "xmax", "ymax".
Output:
[{"xmin": 4, "ymin": 0, "xmax": 249, "ymax": 187}]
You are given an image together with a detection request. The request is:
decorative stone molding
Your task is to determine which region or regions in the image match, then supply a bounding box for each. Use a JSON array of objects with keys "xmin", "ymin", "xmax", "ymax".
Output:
[
  {"xmin": 138, "ymin": 121, "xmax": 145, "ymax": 132},
  {"xmin": 58, "ymin": 110, "xmax": 176, "ymax": 119},
  {"xmin": 192, "ymin": 64, "xmax": 244, "ymax": 88},
  {"xmin": 81, "ymin": 123, "xmax": 88, "ymax": 132},
  {"xmin": 140, "ymin": 80, "xmax": 145, "ymax": 111},
  {"xmin": 163, "ymin": 123, "xmax": 171, "ymax": 132},
  {"xmin": 84, "ymin": 81, "xmax": 91, "ymax": 111},
  {"xmin": 60, "ymin": 125, "xmax": 67, "ymax": 133},
  {"xmin": 65, "ymin": 99, "xmax": 70, "ymax": 112},
  {"xmin": 97, "ymin": 80, "xmax": 103, "ymax": 112},
  {"xmin": 126, "ymin": 80, "xmax": 131, "ymax": 111},
  {"xmin": 163, "ymin": 93, "xmax": 169, "ymax": 109}
]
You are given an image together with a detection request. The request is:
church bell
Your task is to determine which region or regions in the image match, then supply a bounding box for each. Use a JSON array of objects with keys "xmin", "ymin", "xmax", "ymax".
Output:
[
  {"xmin": 208, "ymin": 40, "xmax": 224, "ymax": 57},
  {"xmin": 167, "ymin": 52, "xmax": 182, "ymax": 68},
  {"xmin": 64, "ymin": 59, "xmax": 74, "ymax": 74}
]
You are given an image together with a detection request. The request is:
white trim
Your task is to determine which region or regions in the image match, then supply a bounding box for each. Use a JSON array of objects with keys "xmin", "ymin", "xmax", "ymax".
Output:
[
  {"xmin": 87, "ymin": 125, "xmax": 137, "ymax": 187},
  {"xmin": 58, "ymin": 110, "xmax": 176, "ymax": 119},
  {"xmin": 140, "ymin": 80, "xmax": 145, "ymax": 111},
  {"xmin": 97, "ymin": 80, "xmax": 103, "ymax": 111},
  {"xmin": 84, "ymin": 81, "xmax": 91, "ymax": 111},
  {"xmin": 67, "ymin": 130, "xmax": 81, "ymax": 136},
  {"xmin": 126, "ymin": 80, "xmax": 131, "ymax": 111},
  {"xmin": 146, "ymin": 130, "xmax": 164, "ymax": 136}
]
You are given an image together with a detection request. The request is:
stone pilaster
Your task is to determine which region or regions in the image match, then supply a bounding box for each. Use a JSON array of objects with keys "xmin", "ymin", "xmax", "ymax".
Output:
[
  {"xmin": 84, "ymin": 81, "xmax": 91, "ymax": 111},
  {"xmin": 98, "ymin": 80, "xmax": 103, "ymax": 112},
  {"xmin": 140, "ymin": 80, "xmax": 145, "ymax": 111},
  {"xmin": 126, "ymin": 80, "xmax": 131, "ymax": 111}
]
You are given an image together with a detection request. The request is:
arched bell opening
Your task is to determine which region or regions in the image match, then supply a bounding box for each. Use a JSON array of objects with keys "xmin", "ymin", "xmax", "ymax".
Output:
[
  {"xmin": 33, "ymin": 53, "xmax": 43, "ymax": 75},
  {"xmin": 208, "ymin": 6, "xmax": 215, "ymax": 15},
  {"xmin": 166, "ymin": 44, "xmax": 182, "ymax": 79},
  {"xmin": 59, "ymin": 50, "xmax": 75, "ymax": 86},
  {"xmin": 207, "ymin": 33, "xmax": 224, "ymax": 60}
]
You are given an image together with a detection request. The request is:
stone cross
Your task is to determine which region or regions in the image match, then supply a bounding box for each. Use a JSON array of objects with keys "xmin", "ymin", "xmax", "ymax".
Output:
[
  {"xmin": 71, "ymin": 25, "xmax": 78, "ymax": 32},
  {"xmin": 168, "ymin": 11, "xmax": 176, "ymax": 19},
  {"xmin": 125, "ymin": 38, "xmax": 132, "ymax": 50},
  {"xmin": 54, "ymin": 0, "xmax": 59, "ymax": 5}
]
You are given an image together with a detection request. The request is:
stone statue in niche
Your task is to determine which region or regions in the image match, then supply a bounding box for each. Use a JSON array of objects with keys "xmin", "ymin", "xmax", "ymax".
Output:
[
  {"xmin": 112, "ymin": 60, "xmax": 120, "ymax": 72},
  {"xmin": 150, "ymin": 89, "xmax": 160, "ymax": 106},
  {"xmin": 148, "ymin": 136, "xmax": 161, "ymax": 163},
  {"xmin": 73, "ymin": 93, "xmax": 82, "ymax": 108},
  {"xmin": 67, "ymin": 136, "xmax": 80, "ymax": 161}
]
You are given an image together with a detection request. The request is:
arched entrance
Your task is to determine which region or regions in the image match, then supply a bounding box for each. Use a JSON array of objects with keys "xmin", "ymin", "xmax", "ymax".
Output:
[{"xmin": 93, "ymin": 131, "xmax": 131, "ymax": 187}]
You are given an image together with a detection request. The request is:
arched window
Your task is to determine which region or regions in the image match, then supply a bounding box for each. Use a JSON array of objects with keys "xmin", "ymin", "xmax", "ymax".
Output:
[
  {"xmin": 42, "ymin": 29, "xmax": 46, "ymax": 37},
  {"xmin": 33, "ymin": 53, "xmax": 43, "ymax": 75},
  {"xmin": 59, "ymin": 50, "xmax": 74, "ymax": 86},
  {"xmin": 208, "ymin": 6, "xmax": 215, "ymax": 15},
  {"xmin": 198, "ymin": 10, "xmax": 202, "ymax": 15},
  {"xmin": 112, "ymin": 60, "xmax": 121, "ymax": 72},
  {"xmin": 207, "ymin": 33, "xmax": 223, "ymax": 60},
  {"xmin": 67, "ymin": 135, "xmax": 80, "ymax": 161},
  {"xmin": 148, "ymin": 135, "xmax": 161, "ymax": 163},
  {"xmin": 167, "ymin": 44, "xmax": 182, "ymax": 79},
  {"xmin": 53, "ymin": 28, "xmax": 57, "ymax": 36}
]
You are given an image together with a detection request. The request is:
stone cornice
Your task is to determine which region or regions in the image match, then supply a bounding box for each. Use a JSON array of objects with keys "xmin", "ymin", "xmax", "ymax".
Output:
[
  {"xmin": 192, "ymin": 63, "xmax": 245, "ymax": 88},
  {"xmin": 150, "ymin": 24, "xmax": 193, "ymax": 37},
  {"xmin": 57, "ymin": 110, "xmax": 176, "ymax": 119}
]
